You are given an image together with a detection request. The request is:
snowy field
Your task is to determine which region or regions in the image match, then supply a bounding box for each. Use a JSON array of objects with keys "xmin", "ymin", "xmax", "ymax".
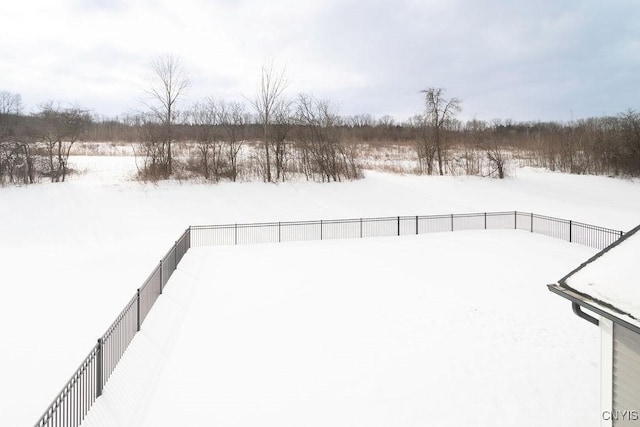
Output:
[
  {"xmin": 81, "ymin": 233, "xmax": 598, "ymax": 427},
  {"xmin": 1, "ymin": 156, "xmax": 639, "ymax": 426}
]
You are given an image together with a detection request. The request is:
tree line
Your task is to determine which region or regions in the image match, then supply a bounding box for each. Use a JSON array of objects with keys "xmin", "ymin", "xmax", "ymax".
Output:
[
  {"xmin": 133, "ymin": 58, "xmax": 361, "ymax": 183},
  {"xmin": 1, "ymin": 57, "xmax": 639, "ymax": 185}
]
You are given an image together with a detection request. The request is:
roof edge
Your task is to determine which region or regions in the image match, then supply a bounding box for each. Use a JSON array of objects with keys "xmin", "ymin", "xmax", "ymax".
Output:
[
  {"xmin": 558, "ymin": 223, "xmax": 640, "ymax": 287},
  {"xmin": 548, "ymin": 283, "xmax": 640, "ymax": 334}
]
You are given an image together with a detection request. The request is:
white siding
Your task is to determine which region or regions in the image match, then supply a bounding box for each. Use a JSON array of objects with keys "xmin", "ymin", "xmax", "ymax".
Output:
[
  {"xmin": 603, "ymin": 318, "xmax": 613, "ymax": 427},
  {"xmin": 612, "ymin": 323, "xmax": 640, "ymax": 426}
]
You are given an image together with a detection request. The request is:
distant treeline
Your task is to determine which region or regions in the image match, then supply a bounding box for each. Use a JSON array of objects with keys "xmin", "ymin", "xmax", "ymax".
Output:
[{"xmin": 1, "ymin": 88, "xmax": 639, "ymax": 185}]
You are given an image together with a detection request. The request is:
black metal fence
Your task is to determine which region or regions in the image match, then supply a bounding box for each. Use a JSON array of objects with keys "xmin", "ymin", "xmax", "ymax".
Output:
[
  {"xmin": 34, "ymin": 228, "xmax": 190, "ymax": 427},
  {"xmin": 190, "ymin": 211, "xmax": 624, "ymax": 250},
  {"xmin": 33, "ymin": 211, "xmax": 623, "ymax": 426}
]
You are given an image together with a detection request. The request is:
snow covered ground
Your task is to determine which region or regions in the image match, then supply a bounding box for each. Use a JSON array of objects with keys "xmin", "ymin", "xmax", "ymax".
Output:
[
  {"xmin": 81, "ymin": 232, "xmax": 598, "ymax": 427},
  {"xmin": 1, "ymin": 156, "xmax": 639, "ymax": 426}
]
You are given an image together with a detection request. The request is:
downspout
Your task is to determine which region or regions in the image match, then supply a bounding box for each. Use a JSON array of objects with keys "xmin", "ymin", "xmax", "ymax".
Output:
[{"xmin": 572, "ymin": 302, "xmax": 599, "ymax": 326}]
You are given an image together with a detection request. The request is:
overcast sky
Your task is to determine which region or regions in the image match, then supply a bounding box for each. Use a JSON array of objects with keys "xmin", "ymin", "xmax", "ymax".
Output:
[{"xmin": 1, "ymin": 0, "xmax": 638, "ymax": 123}]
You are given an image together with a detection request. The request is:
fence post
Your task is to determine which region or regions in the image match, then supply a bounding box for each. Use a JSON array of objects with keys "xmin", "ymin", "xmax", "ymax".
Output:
[
  {"xmin": 360, "ymin": 218, "xmax": 363, "ymax": 238},
  {"xmin": 320, "ymin": 220, "xmax": 323, "ymax": 240},
  {"xmin": 159, "ymin": 260, "xmax": 163, "ymax": 294},
  {"xmin": 234, "ymin": 224, "xmax": 238, "ymax": 245},
  {"xmin": 514, "ymin": 211, "xmax": 517, "ymax": 229},
  {"xmin": 569, "ymin": 220, "xmax": 572, "ymax": 243},
  {"xmin": 397, "ymin": 216, "xmax": 400, "ymax": 236},
  {"xmin": 96, "ymin": 338, "xmax": 103, "ymax": 397},
  {"xmin": 136, "ymin": 288, "xmax": 141, "ymax": 332},
  {"xmin": 484, "ymin": 212, "xmax": 487, "ymax": 230},
  {"xmin": 415, "ymin": 215, "xmax": 419, "ymax": 235},
  {"xmin": 451, "ymin": 214, "xmax": 454, "ymax": 231},
  {"xmin": 278, "ymin": 222, "xmax": 281, "ymax": 243},
  {"xmin": 530, "ymin": 212, "xmax": 533, "ymax": 233}
]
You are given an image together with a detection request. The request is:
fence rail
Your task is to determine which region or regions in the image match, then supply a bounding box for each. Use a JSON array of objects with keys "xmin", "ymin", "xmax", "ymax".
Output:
[{"xmin": 33, "ymin": 211, "xmax": 624, "ymax": 426}]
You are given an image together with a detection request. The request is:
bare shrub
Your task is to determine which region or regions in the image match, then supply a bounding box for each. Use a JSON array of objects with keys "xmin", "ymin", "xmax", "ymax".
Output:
[
  {"xmin": 190, "ymin": 99, "xmax": 224, "ymax": 181},
  {"xmin": 295, "ymin": 94, "xmax": 362, "ymax": 182},
  {"xmin": 37, "ymin": 102, "xmax": 89, "ymax": 182},
  {"xmin": 217, "ymin": 101, "xmax": 249, "ymax": 182},
  {"xmin": 133, "ymin": 117, "xmax": 170, "ymax": 181}
]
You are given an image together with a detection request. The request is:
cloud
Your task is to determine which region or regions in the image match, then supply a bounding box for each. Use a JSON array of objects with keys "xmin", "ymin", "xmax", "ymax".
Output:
[{"xmin": 0, "ymin": 0, "xmax": 638, "ymax": 122}]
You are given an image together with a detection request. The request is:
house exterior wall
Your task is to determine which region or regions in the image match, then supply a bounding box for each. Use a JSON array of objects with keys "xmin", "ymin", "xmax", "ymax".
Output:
[
  {"xmin": 611, "ymin": 322, "xmax": 640, "ymax": 426},
  {"xmin": 603, "ymin": 318, "xmax": 614, "ymax": 427}
]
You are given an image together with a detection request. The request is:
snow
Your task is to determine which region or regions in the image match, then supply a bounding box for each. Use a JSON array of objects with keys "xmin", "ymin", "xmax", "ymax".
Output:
[
  {"xmin": 81, "ymin": 232, "xmax": 599, "ymax": 427},
  {"xmin": 0, "ymin": 155, "xmax": 639, "ymax": 426},
  {"xmin": 564, "ymin": 226, "xmax": 640, "ymax": 322}
]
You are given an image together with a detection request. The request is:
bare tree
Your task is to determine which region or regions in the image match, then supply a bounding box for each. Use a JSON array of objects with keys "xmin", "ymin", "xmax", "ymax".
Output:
[
  {"xmin": 295, "ymin": 94, "xmax": 361, "ymax": 182},
  {"xmin": 143, "ymin": 54, "xmax": 190, "ymax": 178},
  {"xmin": 0, "ymin": 91, "xmax": 24, "ymax": 183},
  {"xmin": 38, "ymin": 102, "xmax": 89, "ymax": 182},
  {"xmin": 133, "ymin": 114, "xmax": 167, "ymax": 179},
  {"xmin": 619, "ymin": 109, "xmax": 640, "ymax": 175},
  {"xmin": 484, "ymin": 138, "xmax": 508, "ymax": 179},
  {"xmin": 0, "ymin": 91, "xmax": 22, "ymax": 142},
  {"xmin": 190, "ymin": 99, "xmax": 222, "ymax": 180},
  {"xmin": 420, "ymin": 87, "xmax": 461, "ymax": 175},
  {"xmin": 272, "ymin": 99, "xmax": 294, "ymax": 182},
  {"xmin": 248, "ymin": 62, "xmax": 289, "ymax": 182},
  {"xmin": 410, "ymin": 113, "xmax": 437, "ymax": 175},
  {"xmin": 217, "ymin": 101, "xmax": 248, "ymax": 182}
]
